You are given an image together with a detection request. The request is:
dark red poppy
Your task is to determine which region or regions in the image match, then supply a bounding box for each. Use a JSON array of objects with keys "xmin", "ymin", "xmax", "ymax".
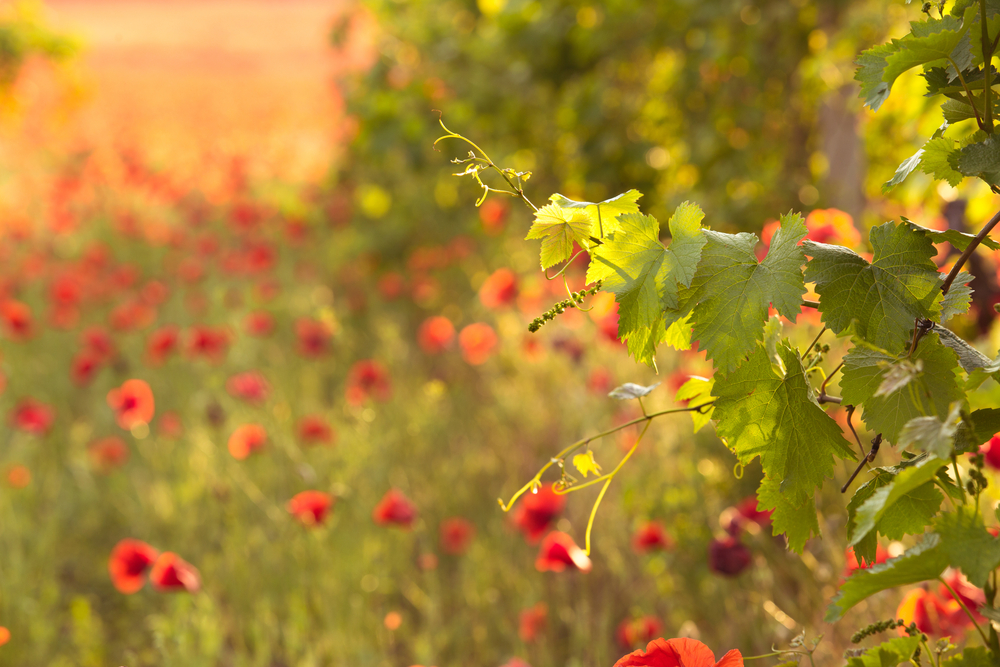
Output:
[
  {"xmin": 535, "ymin": 531, "xmax": 591, "ymax": 573},
  {"xmin": 146, "ymin": 325, "xmax": 179, "ymax": 365},
  {"xmin": 417, "ymin": 316, "xmax": 455, "ymax": 354},
  {"xmin": 373, "ymin": 489, "xmax": 417, "ymax": 529},
  {"xmin": 149, "ymin": 552, "xmax": 201, "ymax": 593},
  {"xmin": 89, "ymin": 437, "xmax": 129, "ymax": 473},
  {"xmin": 518, "ymin": 602, "xmax": 547, "ymax": 642},
  {"xmin": 108, "ymin": 539, "xmax": 159, "ymax": 594},
  {"xmin": 614, "ymin": 638, "xmax": 743, "ymax": 667},
  {"xmin": 632, "ymin": 521, "xmax": 674, "ymax": 554},
  {"xmin": 723, "ymin": 496, "xmax": 773, "ymax": 535},
  {"xmin": 346, "ymin": 360, "xmax": 392, "ymax": 405},
  {"xmin": 440, "ymin": 517, "xmax": 475, "ymax": 555},
  {"xmin": 226, "ymin": 371, "xmax": 270, "ymax": 405},
  {"xmin": 513, "ymin": 484, "xmax": 565, "ymax": 543},
  {"xmin": 1, "ymin": 299, "xmax": 34, "ymax": 341},
  {"xmin": 80, "ymin": 326, "xmax": 116, "ymax": 362},
  {"xmin": 296, "ymin": 318, "xmax": 332, "ymax": 357},
  {"xmin": 107, "ymin": 379, "xmax": 155, "ymax": 429},
  {"xmin": 616, "ymin": 617, "xmax": 663, "ymax": 650},
  {"xmin": 10, "ymin": 399, "xmax": 55, "ymax": 435},
  {"xmin": 287, "ymin": 490, "xmax": 335, "ymax": 526},
  {"xmin": 979, "ymin": 435, "xmax": 1000, "ymax": 470},
  {"xmin": 479, "ymin": 268, "xmax": 519, "ymax": 309},
  {"xmin": 297, "ymin": 415, "xmax": 335, "ymax": 446},
  {"xmin": 244, "ymin": 310, "xmax": 274, "ymax": 337},
  {"xmin": 708, "ymin": 536, "xmax": 752, "ymax": 576},
  {"xmin": 228, "ymin": 424, "xmax": 267, "ymax": 460},
  {"xmin": 71, "ymin": 351, "xmax": 103, "ymax": 386},
  {"xmin": 185, "ymin": 326, "xmax": 231, "ymax": 363},
  {"xmin": 459, "ymin": 322, "xmax": 498, "ymax": 365}
]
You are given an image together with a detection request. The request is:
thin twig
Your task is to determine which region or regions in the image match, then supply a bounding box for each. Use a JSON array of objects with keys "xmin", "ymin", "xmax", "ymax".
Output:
[{"xmin": 941, "ymin": 207, "xmax": 1000, "ymax": 296}]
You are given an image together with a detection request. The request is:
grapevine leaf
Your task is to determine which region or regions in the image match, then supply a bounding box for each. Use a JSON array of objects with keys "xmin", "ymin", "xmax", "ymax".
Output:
[
  {"xmin": 803, "ymin": 222, "xmax": 943, "ymax": 354},
  {"xmin": 712, "ymin": 341, "xmax": 855, "ymax": 552},
  {"xmin": 856, "ymin": 42, "xmax": 902, "ymax": 111},
  {"xmin": 901, "ymin": 218, "xmax": 1000, "ymax": 251},
  {"xmin": 675, "ymin": 376, "xmax": 714, "ymax": 432},
  {"xmin": 941, "ymin": 647, "xmax": 996, "ymax": 667},
  {"xmin": 919, "ymin": 137, "xmax": 965, "ymax": 186},
  {"xmin": 940, "ymin": 273, "xmax": 974, "ymax": 322},
  {"xmin": 874, "ymin": 359, "xmax": 923, "ymax": 397},
  {"xmin": 965, "ymin": 353, "xmax": 1000, "ymax": 390},
  {"xmin": 934, "ymin": 506, "xmax": 1000, "ymax": 588},
  {"xmin": 883, "ymin": 148, "xmax": 924, "ymax": 193},
  {"xmin": 850, "ymin": 454, "xmax": 948, "ymax": 546},
  {"xmin": 846, "ymin": 637, "xmax": 921, "ymax": 667},
  {"xmin": 549, "ymin": 190, "xmax": 642, "ymax": 236},
  {"xmin": 686, "ymin": 212, "xmax": 806, "ymax": 373},
  {"xmin": 573, "ymin": 451, "xmax": 601, "ymax": 478},
  {"xmin": 608, "ymin": 382, "xmax": 660, "ymax": 400},
  {"xmin": 662, "ymin": 312, "xmax": 693, "ymax": 351},
  {"xmin": 826, "ymin": 534, "xmax": 949, "ymax": 622},
  {"xmin": 933, "ymin": 324, "xmax": 992, "ymax": 372},
  {"xmin": 757, "ymin": 475, "xmax": 819, "ymax": 553},
  {"xmin": 840, "ymin": 333, "xmax": 964, "ymax": 445},
  {"xmin": 847, "ymin": 469, "xmax": 943, "ymax": 564},
  {"xmin": 525, "ymin": 204, "xmax": 594, "ymax": 269},
  {"xmin": 897, "ymin": 402, "xmax": 964, "ymax": 458},
  {"xmin": 955, "ymin": 134, "xmax": 1000, "ymax": 183}
]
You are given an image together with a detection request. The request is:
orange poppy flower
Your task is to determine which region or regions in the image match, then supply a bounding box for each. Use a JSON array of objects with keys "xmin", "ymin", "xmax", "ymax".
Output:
[
  {"xmin": 614, "ymin": 638, "xmax": 743, "ymax": 667},
  {"xmin": 417, "ymin": 316, "xmax": 455, "ymax": 354},
  {"xmin": 459, "ymin": 322, "xmax": 498, "ymax": 365},
  {"xmin": 0, "ymin": 626, "xmax": 9, "ymax": 647},
  {"xmin": 106, "ymin": 379, "xmax": 155, "ymax": 429},
  {"xmin": 372, "ymin": 488, "xmax": 417, "ymax": 529},
  {"xmin": 228, "ymin": 424, "xmax": 267, "ymax": 460},
  {"xmin": 149, "ymin": 552, "xmax": 201, "ymax": 593},
  {"xmin": 108, "ymin": 538, "xmax": 158, "ymax": 594},
  {"xmin": 534, "ymin": 531, "xmax": 591, "ymax": 573},
  {"xmin": 287, "ymin": 490, "xmax": 334, "ymax": 526}
]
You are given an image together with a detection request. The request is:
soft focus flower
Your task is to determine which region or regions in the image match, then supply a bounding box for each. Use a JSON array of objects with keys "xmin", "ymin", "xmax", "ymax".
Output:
[
  {"xmin": 373, "ymin": 489, "xmax": 417, "ymax": 528},
  {"xmin": 479, "ymin": 268, "xmax": 519, "ymax": 309},
  {"xmin": 0, "ymin": 626, "xmax": 8, "ymax": 647},
  {"xmin": 107, "ymin": 379, "xmax": 155, "ymax": 429},
  {"xmin": 226, "ymin": 371, "xmax": 270, "ymax": 405},
  {"xmin": 440, "ymin": 517, "xmax": 475, "ymax": 555},
  {"xmin": 518, "ymin": 602, "xmax": 547, "ymax": 642},
  {"xmin": 894, "ymin": 577, "xmax": 985, "ymax": 640},
  {"xmin": 616, "ymin": 616, "xmax": 662, "ymax": 650},
  {"xmin": 298, "ymin": 415, "xmax": 335, "ymax": 446},
  {"xmin": 228, "ymin": 424, "xmax": 267, "ymax": 460},
  {"xmin": 296, "ymin": 318, "xmax": 332, "ymax": 357},
  {"xmin": 417, "ymin": 316, "xmax": 455, "ymax": 354},
  {"xmin": 149, "ymin": 552, "xmax": 201, "ymax": 593},
  {"xmin": 979, "ymin": 435, "xmax": 1000, "ymax": 470},
  {"xmin": 89, "ymin": 437, "xmax": 130, "ymax": 473},
  {"xmin": 108, "ymin": 539, "xmax": 158, "ymax": 594},
  {"xmin": 6, "ymin": 465, "xmax": 30, "ymax": 488},
  {"xmin": 0, "ymin": 299, "xmax": 34, "ymax": 341},
  {"xmin": 244, "ymin": 310, "xmax": 275, "ymax": 337},
  {"xmin": 185, "ymin": 325, "xmax": 231, "ymax": 363},
  {"xmin": 613, "ymin": 637, "xmax": 743, "ymax": 667},
  {"xmin": 10, "ymin": 398, "xmax": 55, "ymax": 435},
  {"xmin": 346, "ymin": 360, "xmax": 392, "ymax": 405},
  {"xmin": 534, "ymin": 531, "xmax": 592, "ymax": 573},
  {"xmin": 159, "ymin": 411, "xmax": 184, "ymax": 439},
  {"xmin": 377, "ymin": 272, "xmax": 405, "ymax": 300},
  {"xmin": 845, "ymin": 544, "xmax": 891, "ymax": 575},
  {"xmin": 722, "ymin": 496, "xmax": 773, "ymax": 535},
  {"xmin": 146, "ymin": 325, "xmax": 180, "ymax": 365},
  {"xmin": 459, "ymin": 322, "xmax": 498, "ymax": 365},
  {"xmin": 500, "ymin": 659, "xmax": 531, "ymax": 667},
  {"xmin": 632, "ymin": 521, "xmax": 673, "ymax": 554},
  {"xmin": 708, "ymin": 536, "xmax": 752, "ymax": 576},
  {"xmin": 804, "ymin": 208, "xmax": 861, "ymax": 248},
  {"xmin": 478, "ymin": 198, "xmax": 508, "ymax": 235},
  {"xmin": 70, "ymin": 351, "xmax": 102, "ymax": 386},
  {"xmin": 287, "ymin": 490, "xmax": 334, "ymax": 526},
  {"xmin": 513, "ymin": 484, "xmax": 565, "ymax": 543}
]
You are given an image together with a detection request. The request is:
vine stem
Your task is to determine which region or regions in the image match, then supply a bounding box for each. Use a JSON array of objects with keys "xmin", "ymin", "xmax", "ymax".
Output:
[
  {"xmin": 939, "ymin": 576, "xmax": 991, "ymax": 646},
  {"xmin": 940, "ymin": 207, "xmax": 1000, "ymax": 296}
]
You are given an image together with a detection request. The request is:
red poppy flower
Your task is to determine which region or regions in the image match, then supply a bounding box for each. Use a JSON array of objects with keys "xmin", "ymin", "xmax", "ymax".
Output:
[
  {"xmin": 185, "ymin": 325, "xmax": 231, "ymax": 363},
  {"xmin": 723, "ymin": 497, "xmax": 773, "ymax": 535},
  {"xmin": 478, "ymin": 198, "xmax": 508, "ymax": 235},
  {"xmin": 440, "ymin": 517, "xmax": 475, "ymax": 555},
  {"xmin": 149, "ymin": 552, "xmax": 201, "ymax": 593},
  {"xmin": 298, "ymin": 415, "xmax": 335, "ymax": 446},
  {"xmin": 108, "ymin": 538, "xmax": 159, "ymax": 594},
  {"xmin": 0, "ymin": 299, "xmax": 34, "ymax": 341},
  {"xmin": 616, "ymin": 617, "xmax": 663, "ymax": 650},
  {"xmin": 89, "ymin": 437, "xmax": 129, "ymax": 473},
  {"xmin": 296, "ymin": 318, "xmax": 332, "ymax": 357},
  {"xmin": 937, "ymin": 570, "xmax": 986, "ymax": 621},
  {"xmin": 6, "ymin": 465, "xmax": 30, "ymax": 488},
  {"xmin": 513, "ymin": 484, "xmax": 565, "ymax": 543},
  {"xmin": 632, "ymin": 521, "xmax": 674, "ymax": 553},
  {"xmin": 287, "ymin": 490, "xmax": 335, "ymax": 526},
  {"xmin": 377, "ymin": 272, "xmax": 405, "ymax": 300},
  {"xmin": 708, "ymin": 536, "xmax": 752, "ymax": 576},
  {"xmin": 979, "ymin": 435, "xmax": 1000, "ymax": 470},
  {"xmin": 500, "ymin": 659, "xmax": 531, "ymax": 667},
  {"xmin": 614, "ymin": 638, "xmax": 743, "ymax": 667},
  {"xmin": 159, "ymin": 411, "xmax": 184, "ymax": 438},
  {"xmin": 535, "ymin": 531, "xmax": 591, "ymax": 573},
  {"xmin": 518, "ymin": 602, "xmax": 547, "ymax": 642},
  {"xmin": 0, "ymin": 626, "xmax": 8, "ymax": 647},
  {"xmin": 10, "ymin": 399, "xmax": 55, "ymax": 435},
  {"xmin": 459, "ymin": 322, "xmax": 498, "ymax": 365},
  {"xmin": 346, "ymin": 360, "xmax": 392, "ymax": 405},
  {"xmin": 479, "ymin": 268, "xmax": 519, "ymax": 309},
  {"xmin": 226, "ymin": 371, "xmax": 270, "ymax": 405},
  {"xmin": 244, "ymin": 310, "xmax": 274, "ymax": 337},
  {"xmin": 844, "ymin": 544, "xmax": 890, "ymax": 575},
  {"xmin": 417, "ymin": 316, "xmax": 455, "ymax": 354},
  {"xmin": 146, "ymin": 325, "xmax": 179, "ymax": 365},
  {"xmin": 70, "ymin": 351, "xmax": 103, "ymax": 386},
  {"xmin": 107, "ymin": 379, "xmax": 155, "ymax": 430},
  {"xmin": 373, "ymin": 488, "xmax": 417, "ymax": 529},
  {"xmin": 80, "ymin": 326, "xmax": 116, "ymax": 362},
  {"xmin": 228, "ymin": 424, "xmax": 267, "ymax": 460}
]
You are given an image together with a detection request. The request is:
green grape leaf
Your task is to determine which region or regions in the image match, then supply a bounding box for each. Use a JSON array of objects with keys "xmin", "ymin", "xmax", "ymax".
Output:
[
  {"xmin": 919, "ymin": 137, "xmax": 965, "ymax": 186},
  {"xmin": 826, "ymin": 534, "xmax": 949, "ymax": 621},
  {"xmin": 757, "ymin": 475, "xmax": 819, "ymax": 553},
  {"xmin": 935, "ymin": 506, "xmax": 1000, "ymax": 587},
  {"xmin": 874, "ymin": 358, "xmax": 923, "ymax": 397},
  {"xmin": 897, "ymin": 402, "xmax": 964, "ymax": 458},
  {"xmin": 846, "ymin": 637, "xmax": 921, "ymax": 667},
  {"xmin": 803, "ymin": 222, "xmax": 943, "ymax": 354},
  {"xmin": 674, "ymin": 376, "xmax": 714, "ymax": 432},
  {"xmin": 900, "ymin": 218, "xmax": 1000, "ymax": 251},
  {"xmin": 850, "ymin": 454, "xmax": 948, "ymax": 546},
  {"xmin": 856, "ymin": 42, "xmax": 902, "ymax": 111},
  {"xmin": 933, "ymin": 324, "xmax": 992, "ymax": 373},
  {"xmin": 883, "ymin": 148, "xmax": 925, "ymax": 193},
  {"xmin": 662, "ymin": 312, "xmax": 693, "ymax": 351},
  {"xmin": 955, "ymin": 134, "xmax": 1000, "ymax": 183},
  {"xmin": 840, "ymin": 333, "xmax": 964, "ymax": 445},
  {"xmin": 525, "ymin": 203, "xmax": 594, "ymax": 269},
  {"xmin": 712, "ymin": 341, "xmax": 855, "ymax": 552},
  {"xmin": 608, "ymin": 382, "xmax": 660, "ymax": 400},
  {"xmin": 965, "ymin": 353, "xmax": 1000, "ymax": 391},
  {"xmin": 587, "ymin": 204, "xmax": 706, "ymax": 365},
  {"xmin": 940, "ymin": 273, "xmax": 974, "ymax": 322},
  {"xmin": 686, "ymin": 212, "xmax": 806, "ymax": 374},
  {"xmin": 549, "ymin": 190, "xmax": 643, "ymax": 237},
  {"xmin": 941, "ymin": 647, "xmax": 996, "ymax": 667}
]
